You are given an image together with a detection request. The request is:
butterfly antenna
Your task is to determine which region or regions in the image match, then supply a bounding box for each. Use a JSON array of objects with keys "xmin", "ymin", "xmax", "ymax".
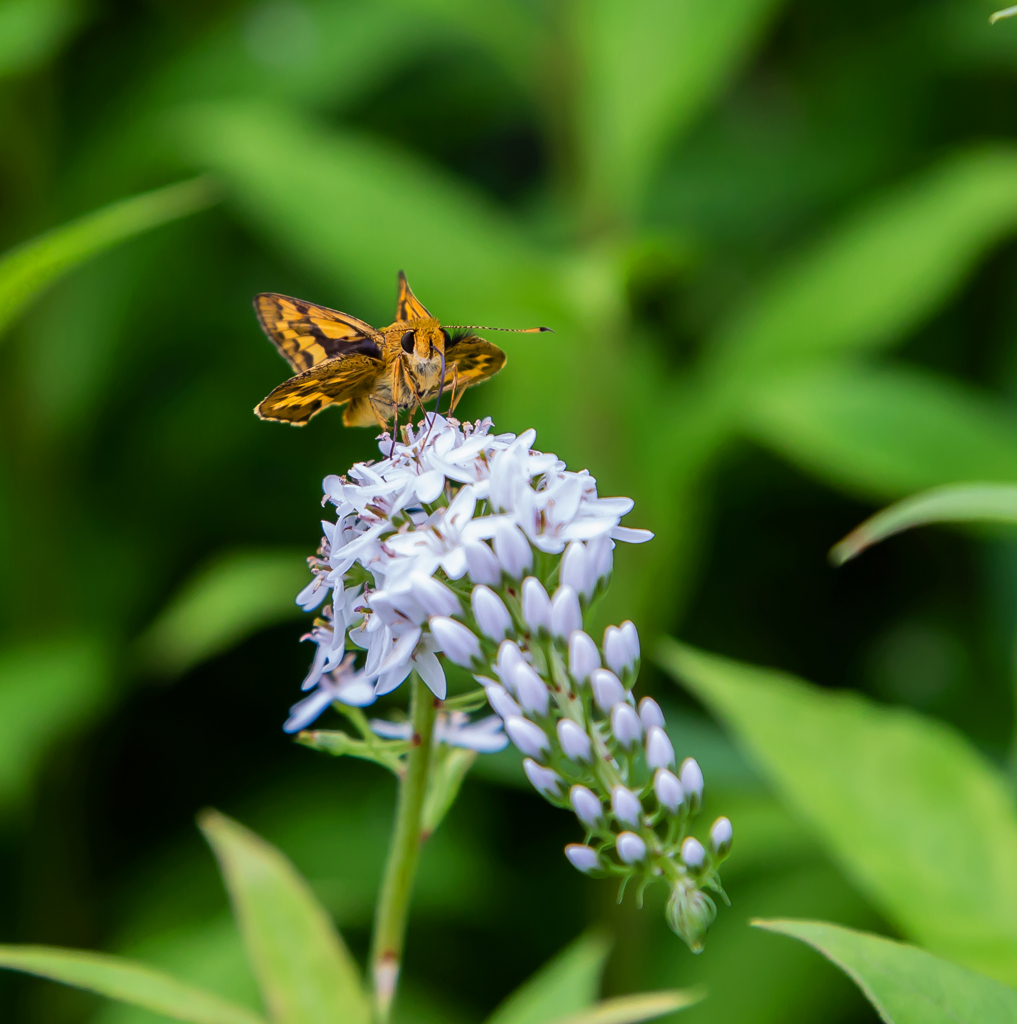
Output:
[{"xmin": 443, "ymin": 325, "xmax": 554, "ymax": 334}]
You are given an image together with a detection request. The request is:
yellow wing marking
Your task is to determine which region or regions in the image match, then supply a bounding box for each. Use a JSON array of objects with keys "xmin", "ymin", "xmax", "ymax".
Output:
[
  {"xmin": 255, "ymin": 353, "xmax": 383, "ymax": 425},
  {"xmin": 395, "ymin": 271, "xmax": 432, "ymax": 322},
  {"xmin": 255, "ymin": 293, "xmax": 383, "ymax": 373}
]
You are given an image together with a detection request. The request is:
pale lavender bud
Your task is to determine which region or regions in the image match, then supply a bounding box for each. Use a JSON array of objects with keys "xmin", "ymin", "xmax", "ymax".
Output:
[
  {"xmin": 638, "ymin": 697, "xmax": 665, "ymax": 730},
  {"xmin": 616, "ymin": 831, "xmax": 646, "ymax": 864},
  {"xmin": 604, "ymin": 622, "xmax": 638, "ymax": 677},
  {"xmin": 521, "ymin": 577, "xmax": 552, "ymax": 634},
  {"xmin": 645, "ymin": 726, "xmax": 675, "ymax": 768},
  {"xmin": 506, "ymin": 716, "xmax": 550, "ymax": 759},
  {"xmin": 493, "ymin": 522, "xmax": 532, "ymax": 578},
  {"xmin": 710, "ymin": 816, "xmax": 733, "ymax": 857},
  {"xmin": 409, "ymin": 572, "xmax": 460, "ymax": 617},
  {"xmin": 550, "ymin": 585, "xmax": 582, "ymax": 640},
  {"xmin": 512, "ymin": 661, "xmax": 550, "ymax": 716},
  {"xmin": 679, "ymin": 757, "xmax": 704, "ymax": 807},
  {"xmin": 569, "ymin": 631, "xmax": 600, "ymax": 683},
  {"xmin": 523, "ymin": 757, "xmax": 562, "ymax": 796},
  {"xmin": 484, "ymin": 682, "xmax": 521, "ymax": 721},
  {"xmin": 495, "ymin": 640, "xmax": 527, "ymax": 692},
  {"xmin": 429, "ymin": 616, "xmax": 481, "ymax": 667},
  {"xmin": 591, "ymin": 668, "xmax": 625, "ymax": 712},
  {"xmin": 681, "ymin": 836, "xmax": 706, "ymax": 870},
  {"xmin": 557, "ymin": 719, "xmax": 592, "ymax": 762},
  {"xmin": 654, "ymin": 768, "xmax": 684, "ymax": 813},
  {"xmin": 471, "ymin": 585, "xmax": 513, "ymax": 641},
  {"xmin": 560, "ymin": 542, "xmax": 594, "ymax": 600},
  {"xmin": 565, "ymin": 843, "xmax": 600, "ymax": 874},
  {"xmin": 587, "ymin": 534, "xmax": 613, "ymax": 584},
  {"xmin": 464, "ymin": 539, "xmax": 502, "ymax": 585},
  {"xmin": 620, "ymin": 620, "xmax": 639, "ymax": 663},
  {"xmin": 569, "ymin": 784, "xmax": 602, "ymax": 826},
  {"xmin": 611, "ymin": 703, "xmax": 643, "ymax": 748},
  {"xmin": 611, "ymin": 785, "xmax": 642, "ymax": 827}
]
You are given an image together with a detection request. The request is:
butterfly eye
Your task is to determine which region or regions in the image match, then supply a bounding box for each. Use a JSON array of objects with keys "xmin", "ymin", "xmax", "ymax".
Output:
[{"xmin": 401, "ymin": 331, "xmax": 415, "ymax": 353}]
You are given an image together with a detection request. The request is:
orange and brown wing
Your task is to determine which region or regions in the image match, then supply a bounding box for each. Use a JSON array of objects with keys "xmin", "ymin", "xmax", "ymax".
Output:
[
  {"xmin": 395, "ymin": 271, "xmax": 431, "ymax": 322},
  {"xmin": 443, "ymin": 337, "xmax": 506, "ymax": 390},
  {"xmin": 255, "ymin": 353, "xmax": 383, "ymax": 425},
  {"xmin": 255, "ymin": 293, "xmax": 383, "ymax": 373}
]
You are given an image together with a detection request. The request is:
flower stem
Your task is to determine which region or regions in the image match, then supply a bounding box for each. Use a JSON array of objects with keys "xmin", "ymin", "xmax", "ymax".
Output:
[{"xmin": 370, "ymin": 673, "xmax": 437, "ymax": 1024}]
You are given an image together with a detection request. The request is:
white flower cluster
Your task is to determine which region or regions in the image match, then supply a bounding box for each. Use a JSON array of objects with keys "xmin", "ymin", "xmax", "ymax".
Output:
[{"xmin": 287, "ymin": 414, "xmax": 731, "ymax": 949}]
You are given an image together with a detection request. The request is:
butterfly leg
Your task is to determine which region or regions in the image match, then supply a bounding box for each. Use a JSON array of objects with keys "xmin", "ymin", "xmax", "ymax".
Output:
[{"xmin": 448, "ymin": 366, "xmax": 464, "ymax": 415}]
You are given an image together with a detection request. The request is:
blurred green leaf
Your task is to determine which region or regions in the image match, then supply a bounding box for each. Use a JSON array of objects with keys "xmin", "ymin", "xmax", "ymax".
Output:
[
  {"xmin": 0, "ymin": 946, "xmax": 265, "ymax": 1024},
  {"xmin": 198, "ymin": 810, "xmax": 370, "ymax": 1024},
  {"xmin": 552, "ymin": 991, "xmax": 703, "ymax": 1024},
  {"xmin": 660, "ymin": 639, "xmax": 1017, "ymax": 986},
  {"xmin": 831, "ymin": 483, "xmax": 1017, "ymax": 564},
  {"xmin": 741, "ymin": 364, "xmax": 1017, "ymax": 499},
  {"xmin": 422, "ymin": 746, "xmax": 477, "ymax": 837},
  {"xmin": 0, "ymin": 177, "xmax": 215, "ymax": 339},
  {"xmin": 0, "ymin": 0, "xmax": 82, "ymax": 78},
  {"xmin": 485, "ymin": 932, "xmax": 611, "ymax": 1024},
  {"xmin": 0, "ymin": 636, "xmax": 109, "ymax": 811},
  {"xmin": 138, "ymin": 549, "xmax": 309, "ymax": 677},
  {"xmin": 754, "ymin": 919, "xmax": 1017, "ymax": 1023},
  {"xmin": 580, "ymin": 0, "xmax": 781, "ymax": 217},
  {"xmin": 712, "ymin": 147, "xmax": 1017, "ymax": 376}
]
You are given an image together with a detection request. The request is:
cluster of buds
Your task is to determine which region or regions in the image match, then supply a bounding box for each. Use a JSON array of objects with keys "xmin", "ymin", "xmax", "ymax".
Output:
[{"xmin": 288, "ymin": 414, "xmax": 732, "ymax": 950}]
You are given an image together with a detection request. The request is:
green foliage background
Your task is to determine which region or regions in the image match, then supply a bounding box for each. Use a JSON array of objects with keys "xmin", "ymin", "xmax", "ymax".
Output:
[{"xmin": 4, "ymin": 0, "xmax": 1017, "ymax": 1021}]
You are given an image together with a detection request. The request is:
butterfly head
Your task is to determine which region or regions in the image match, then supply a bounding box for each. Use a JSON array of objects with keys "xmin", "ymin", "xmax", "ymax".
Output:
[{"xmin": 399, "ymin": 318, "xmax": 451, "ymax": 360}]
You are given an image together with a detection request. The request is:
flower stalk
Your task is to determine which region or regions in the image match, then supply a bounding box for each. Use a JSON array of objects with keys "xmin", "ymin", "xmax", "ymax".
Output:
[{"xmin": 369, "ymin": 673, "xmax": 436, "ymax": 1024}]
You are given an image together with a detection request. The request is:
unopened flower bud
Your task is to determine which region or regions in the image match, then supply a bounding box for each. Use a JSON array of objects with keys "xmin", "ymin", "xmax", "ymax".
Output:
[
  {"xmin": 604, "ymin": 621, "xmax": 639, "ymax": 677},
  {"xmin": 557, "ymin": 719, "xmax": 592, "ymax": 762},
  {"xmin": 409, "ymin": 572, "xmax": 460, "ymax": 617},
  {"xmin": 550, "ymin": 585, "xmax": 582, "ymax": 640},
  {"xmin": 645, "ymin": 726, "xmax": 675, "ymax": 768},
  {"xmin": 591, "ymin": 668, "xmax": 625, "ymax": 712},
  {"xmin": 521, "ymin": 577, "xmax": 552, "ymax": 634},
  {"xmin": 512, "ymin": 661, "xmax": 550, "ymax": 716},
  {"xmin": 621, "ymin": 620, "xmax": 639, "ymax": 664},
  {"xmin": 523, "ymin": 757, "xmax": 562, "ymax": 797},
  {"xmin": 569, "ymin": 631, "xmax": 600, "ymax": 683},
  {"xmin": 616, "ymin": 831, "xmax": 646, "ymax": 864},
  {"xmin": 506, "ymin": 716, "xmax": 550, "ymax": 759},
  {"xmin": 471, "ymin": 585, "xmax": 513, "ymax": 641},
  {"xmin": 654, "ymin": 768, "xmax": 684, "ymax": 813},
  {"xmin": 569, "ymin": 784, "xmax": 602, "ymax": 826},
  {"xmin": 681, "ymin": 836, "xmax": 706, "ymax": 870},
  {"xmin": 611, "ymin": 703, "xmax": 642, "ymax": 748},
  {"xmin": 495, "ymin": 640, "xmax": 527, "ymax": 692},
  {"xmin": 587, "ymin": 535, "xmax": 613, "ymax": 584},
  {"xmin": 666, "ymin": 879, "xmax": 716, "ymax": 954},
  {"xmin": 484, "ymin": 682, "xmax": 521, "ymax": 721},
  {"xmin": 565, "ymin": 843, "xmax": 600, "ymax": 874},
  {"xmin": 560, "ymin": 542, "xmax": 594, "ymax": 600},
  {"xmin": 493, "ymin": 522, "xmax": 532, "ymax": 578},
  {"xmin": 611, "ymin": 785, "xmax": 642, "ymax": 827},
  {"xmin": 429, "ymin": 616, "xmax": 481, "ymax": 667},
  {"xmin": 638, "ymin": 697, "xmax": 665, "ymax": 730},
  {"xmin": 679, "ymin": 757, "xmax": 704, "ymax": 809},
  {"xmin": 464, "ymin": 539, "xmax": 502, "ymax": 586},
  {"xmin": 710, "ymin": 816, "xmax": 733, "ymax": 858}
]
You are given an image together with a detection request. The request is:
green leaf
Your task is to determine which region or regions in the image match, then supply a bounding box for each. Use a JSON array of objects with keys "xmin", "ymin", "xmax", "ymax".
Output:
[
  {"xmin": 753, "ymin": 919, "xmax": 1017, "ymax": 1024},
  {"xmin": 0, "ymin": 0, "xmax": 82, "ymax": 78},
  {"xmin": 741, "ymin": 364, "xmax": 1017, "ymax": 500},
  {"xmin": 0, "ymin": 177, "xmax": 215, "ymax": 339},
  {"xmin": 422, "ymin": 746, "xmax": 477, "ymax": 837},
  {"xmin": 551, "ymin": 991, "xmax": 703, "ymax": 1024},
  {"xmin": 0, "ymin": 946, "xmax": 266, "ymax": 1024},
  {"xmin": 0, "ymin": 635, "xmax": 110, "ymax": 811},
  {"xmin": 831, "ymin": 483, "xmax": 1017, "ymax": 564},
  {"xmin": 198, "ymin": 810, "xmax": 370, "ymax": 1024},
  {"xmin": 138, "ymin": 549, "xmax": 309, "ymax": 676},
  {"xmin": 579, "ymin": 0, "xmax": 781, "ymax": 217},
  {"xmin": 712, "ymin": 147, "xmax": 1017, "ymax": 375},
  {"xmin": 485, "ymin": 932, "xmax": 612, "ymax": 1024},
  {"xmin": 659, "ymin": 639, "xmax": 1017, "ymax": 986}
]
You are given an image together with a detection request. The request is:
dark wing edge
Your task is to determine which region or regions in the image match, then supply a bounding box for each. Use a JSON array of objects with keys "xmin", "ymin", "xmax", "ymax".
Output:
[
  {"xmin": 395, "ymin": 271, "xmax": 432, "ymax": 322},
  {"xmin": 254, "ymin": 352, "xmax": 383, "ymax": 426}
]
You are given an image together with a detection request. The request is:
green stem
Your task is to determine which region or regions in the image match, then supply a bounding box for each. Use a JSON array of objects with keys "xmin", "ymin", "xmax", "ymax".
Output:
[{"xmin": 370, "ymin": 674, "xmax": 437, "ymax": 1024}]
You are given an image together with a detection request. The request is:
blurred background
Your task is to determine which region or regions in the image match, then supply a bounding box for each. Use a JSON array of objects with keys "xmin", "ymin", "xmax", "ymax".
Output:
[{"xmin": 5, "ymin": 0, "xmax": 1017, "ymax": 1021}]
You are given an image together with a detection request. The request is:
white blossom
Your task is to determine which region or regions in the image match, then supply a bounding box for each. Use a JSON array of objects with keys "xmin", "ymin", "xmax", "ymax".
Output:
[
  {"xmin": 284, "ymin": 653, "xmax": 375, "ymax": 734},
  {"xmin": 369, "ymin": 711, "xmax": 508, "ymax": 753}
]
